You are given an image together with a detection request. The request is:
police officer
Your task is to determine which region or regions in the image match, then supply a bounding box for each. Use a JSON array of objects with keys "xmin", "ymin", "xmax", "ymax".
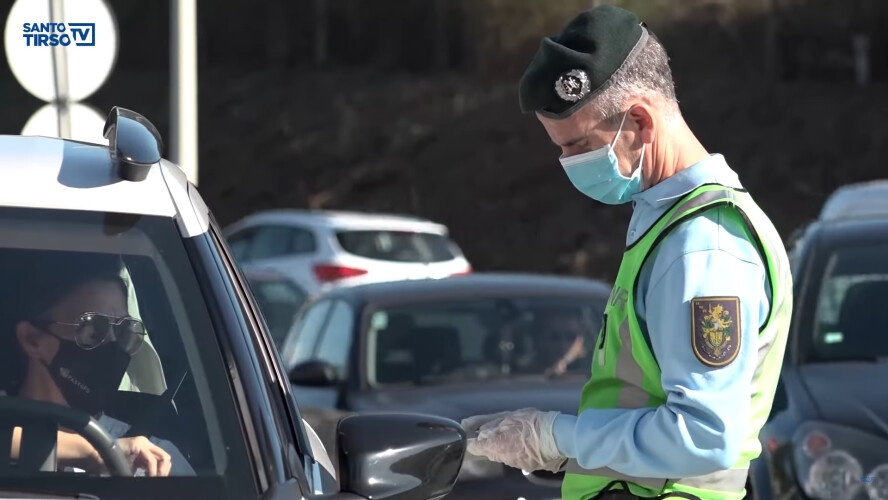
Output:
[{"xmin": 461, "ymin": 5, "xmax": 793, "ymax": 500}]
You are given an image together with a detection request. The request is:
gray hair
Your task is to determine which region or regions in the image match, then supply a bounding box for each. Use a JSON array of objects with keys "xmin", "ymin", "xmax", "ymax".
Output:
[{"xmin": 589, "ymin": 32, "xmax": 679, "ymax": 122}]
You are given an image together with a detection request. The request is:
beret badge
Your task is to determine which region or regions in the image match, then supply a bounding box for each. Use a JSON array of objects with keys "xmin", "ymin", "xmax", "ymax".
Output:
[{"xmin": 554, "ymin": 69, "xmax": 591, "ymax": 103}]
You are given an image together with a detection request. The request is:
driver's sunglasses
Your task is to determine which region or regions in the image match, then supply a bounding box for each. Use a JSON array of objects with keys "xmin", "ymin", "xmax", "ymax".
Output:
[{"xmin": 34, "ymin": 312, "xmax": 146, "ymax": 355}]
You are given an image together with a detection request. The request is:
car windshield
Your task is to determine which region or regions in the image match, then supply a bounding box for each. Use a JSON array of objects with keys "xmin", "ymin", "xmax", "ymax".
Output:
[
  {"xmin": 366, "ymin": 296, "xmax": 604, "ymax": 386},
  {"xmin": 0, "ymin": 207, "xmax": 251, "ymax": 490},
  {"xmin": 335, "ymin": 230, "xmax": 458, "ymax": 263},
  {"xmin": 809, "ymin": 243, "xmax": 888, "ymax": 362}
]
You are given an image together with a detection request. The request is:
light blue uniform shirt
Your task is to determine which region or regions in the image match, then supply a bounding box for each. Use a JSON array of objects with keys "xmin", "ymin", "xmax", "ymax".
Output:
[{"xmin": 552, "ymin": 154, "xmax": 772, "ymax": 478}]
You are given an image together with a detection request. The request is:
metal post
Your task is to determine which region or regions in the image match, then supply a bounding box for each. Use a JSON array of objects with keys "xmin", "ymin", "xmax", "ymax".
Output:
[
  {"xmin": 170, "ymin": 0, "xmax": 199, "ymax": 185},
  {"xmin": 49, "ymin": 0, "xmax": 71, "ymax": 139}
]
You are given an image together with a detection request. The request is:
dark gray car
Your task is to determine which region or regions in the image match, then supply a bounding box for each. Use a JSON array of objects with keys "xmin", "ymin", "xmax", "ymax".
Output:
[
  {"xmin": 753, "ymin": 215, "xmax": 888, "ymax": 500},
  {"xmin": 279, "ymin": 273, "xmax": 611, "ymax": 500}
]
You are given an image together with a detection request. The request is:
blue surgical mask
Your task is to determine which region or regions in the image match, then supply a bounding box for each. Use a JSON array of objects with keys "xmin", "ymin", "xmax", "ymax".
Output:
[{"xmin": 559, "ymin": 112, "xmax": 645, "ymax": 205}]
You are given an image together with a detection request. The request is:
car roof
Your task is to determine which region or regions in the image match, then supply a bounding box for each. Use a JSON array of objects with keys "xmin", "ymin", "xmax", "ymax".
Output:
[
  {"xmin": 0, "ymin": 135, "xmax": 208, "ymax": 236},
  {"xmin": 317, "ymin": 272, "xmax": 612, "ymax": 305},
  {"xmin": 803, "ymin": 217, "xmax": 888, "ymax": 249},
  {"xmin": 225, "ymin": 209, "xmax": 450, "ymax": 235},
  {"xmin": 819, "ymin": 180, "xmax": 888, "ymax": 221}
]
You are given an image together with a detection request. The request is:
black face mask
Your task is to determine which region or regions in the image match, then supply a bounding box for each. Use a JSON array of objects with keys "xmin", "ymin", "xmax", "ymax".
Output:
[{"xmin": 45, "ymin": 340, "xmax": 131, "ymax": 416}]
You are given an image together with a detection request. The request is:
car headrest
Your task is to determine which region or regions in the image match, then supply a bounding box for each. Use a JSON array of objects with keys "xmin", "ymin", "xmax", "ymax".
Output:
[
  {"xmin": 838, "ymin": 280, "xmax": 888, "ymax": 352},
  {"xmin": 412, "ymin": 326, "xmax": 461, "ymax": 375}
]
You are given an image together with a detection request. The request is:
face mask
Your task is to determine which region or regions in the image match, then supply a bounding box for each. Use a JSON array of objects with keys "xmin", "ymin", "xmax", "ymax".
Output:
[
  {"xmin": 45, "ymin": 340, "xmax": 131, "ymax": 416},
  {"xmin": 559, "ymin": 111, "xmax": 646, "ymax": 205}
]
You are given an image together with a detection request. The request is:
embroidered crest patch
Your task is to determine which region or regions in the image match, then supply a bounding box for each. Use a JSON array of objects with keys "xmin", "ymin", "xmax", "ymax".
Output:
[{"xmin": 691, "ymin": 297, "xmax": 740, "ymax": 367}]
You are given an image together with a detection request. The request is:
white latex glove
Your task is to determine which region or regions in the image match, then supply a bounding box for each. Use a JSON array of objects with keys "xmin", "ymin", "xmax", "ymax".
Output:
[
  {"xmin": 464, "ymin": 408, "xmax": 565, "ymax": 473},
  {"xmin": 461, "ymin": 410, "xmax": 527, "ymax": 459}
]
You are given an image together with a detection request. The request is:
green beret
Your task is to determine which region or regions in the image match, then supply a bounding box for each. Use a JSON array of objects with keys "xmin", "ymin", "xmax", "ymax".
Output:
[{"xmin": 519, "ymin": 5, "xmax": 650, "ymax": 119}]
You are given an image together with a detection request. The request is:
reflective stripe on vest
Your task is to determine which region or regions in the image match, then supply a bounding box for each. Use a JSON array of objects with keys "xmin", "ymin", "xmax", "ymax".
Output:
[{"xmin": 561, "ymin": 184, "xmax": 792, "ymax": 500}]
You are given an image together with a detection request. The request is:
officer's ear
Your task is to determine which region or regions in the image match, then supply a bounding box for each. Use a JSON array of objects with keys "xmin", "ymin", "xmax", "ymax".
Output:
[{"xmin": 627, "ymin": 104, "xmax": 655, "ymax": 145}]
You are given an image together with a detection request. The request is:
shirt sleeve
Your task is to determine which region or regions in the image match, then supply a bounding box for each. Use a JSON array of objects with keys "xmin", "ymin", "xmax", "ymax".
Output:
[
  {"xmin": 98, "ymin": 414, "xmax": 197, "ymax": 476},
  {"xmin": 552, "ymin": 247, "xmax": 768, "ymax": 478},
  {"xmin": 150, "ymin": 436, "xmax": 197, "ymax": 476}
]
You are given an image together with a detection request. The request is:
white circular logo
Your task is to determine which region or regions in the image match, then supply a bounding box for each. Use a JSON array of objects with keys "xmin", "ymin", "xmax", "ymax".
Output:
[
  {"xmin": 554, "ymin": 69, "xmax": 591, "ymax": 103},
  {"xmin": 4, "ymin": 0, "xmax": 118, "ymax": 102}
]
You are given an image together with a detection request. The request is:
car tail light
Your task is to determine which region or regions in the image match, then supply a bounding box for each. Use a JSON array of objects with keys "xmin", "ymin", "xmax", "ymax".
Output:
[
  {"xmin": 313, "ymin": 264, "xmax": 368, "ymax": 282},
  {"xmin": 451, "ymin": 267, "xmax": 473, "ymax": 276}
]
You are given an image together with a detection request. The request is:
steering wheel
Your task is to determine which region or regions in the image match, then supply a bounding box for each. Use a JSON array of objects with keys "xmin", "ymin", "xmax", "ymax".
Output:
[{"xmin": 0, "ymin": 396, "xmax": 133, "ymax": 476}]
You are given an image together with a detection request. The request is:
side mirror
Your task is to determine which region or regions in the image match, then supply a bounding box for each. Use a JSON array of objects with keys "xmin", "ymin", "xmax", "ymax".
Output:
[
  {"xmin": 289, "ymin": 360, "xmax": 339, "ymax": 387},
  {"xmin": 337, "ymin": 413, "xmax": 466, "ymax": 500}
]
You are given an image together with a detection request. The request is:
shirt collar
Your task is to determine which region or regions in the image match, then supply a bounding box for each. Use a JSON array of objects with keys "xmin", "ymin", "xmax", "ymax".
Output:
[{"xmin": 632, "ymin": 154, "xmax": 742, "ymax": 208}]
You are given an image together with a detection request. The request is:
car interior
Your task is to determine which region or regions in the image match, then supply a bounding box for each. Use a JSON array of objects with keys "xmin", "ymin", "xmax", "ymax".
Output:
[
  {"xmin": 369, "ymin": 300, "xmax": 602, "ymax": 386},
  {"xmin": 819, "ymin": 279, "xmax": 888, "ymax": 361},
  {"xmin": 0, "ymin": 211, "xmax": 241, "ymax": 480}
]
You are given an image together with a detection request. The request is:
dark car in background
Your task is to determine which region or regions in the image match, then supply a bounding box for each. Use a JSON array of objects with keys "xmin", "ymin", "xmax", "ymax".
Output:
[
  {"xmin": 244, "ymin": 267, "xmax": 309, "ymax": 350},
  {"xmin": 753, "ymin": 212, "xmax": 888, "ymax": 500},
  {"xmin": 279, "ymin": 272, "xmax": 611, "ymax": 500}
]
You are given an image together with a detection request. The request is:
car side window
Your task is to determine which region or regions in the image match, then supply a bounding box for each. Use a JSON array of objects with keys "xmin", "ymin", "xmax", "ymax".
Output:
[
  {"xmin": 314, "ymin": 300, "xmax": 354, "ymax": 375},
  {"xmin": 228, "ymin": 229, "xmax": 255, "ymax": 262},
  {"xmin": 250, "ymin": 280, "xmax": 309, "ymax": 350},
  {"xmin": 282, "ymin": 300, "xmax": 333, "ymax": 370},
  {"xmin": 291, "ymin": 227, "xmax": 317, "ymax": 254},
  {"xmin": 251, "ymin": 226, "xmax": 296, "ymax": 260},
  {"xmin": 245, "ymin": 225, "xmax": 317, "ymax": 261}
]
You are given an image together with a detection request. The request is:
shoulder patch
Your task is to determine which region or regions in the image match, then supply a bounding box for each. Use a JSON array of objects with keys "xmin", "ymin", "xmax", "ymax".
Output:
[{"xmin": 691, "ymin": 296, "xmax": 741, "ymax": 367}]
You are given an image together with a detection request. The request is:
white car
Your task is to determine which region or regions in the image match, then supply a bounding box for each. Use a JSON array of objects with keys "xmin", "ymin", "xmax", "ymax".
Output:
[
  {"xmin": 0, "ymin": 106, "xmax": 466, "ymax": 500},
  {"xmin": 223, "ymin": 210, "xmax": 473, "ymax": 295}
]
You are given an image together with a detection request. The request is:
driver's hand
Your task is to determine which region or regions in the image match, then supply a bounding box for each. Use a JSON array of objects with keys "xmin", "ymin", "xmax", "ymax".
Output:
[{"xmin": 117, "ymin": 436, "xmax": 172, "ymax": 477}]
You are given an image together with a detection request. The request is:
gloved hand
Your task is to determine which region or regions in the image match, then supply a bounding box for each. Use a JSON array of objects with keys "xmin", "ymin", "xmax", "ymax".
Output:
[
  {"xmin": 461, "ymin": 408, "xmax": 565, "ymax": 473},
  {"xmin": 461, "ymin": 409, "xmax": 528, "ymax": 437}
]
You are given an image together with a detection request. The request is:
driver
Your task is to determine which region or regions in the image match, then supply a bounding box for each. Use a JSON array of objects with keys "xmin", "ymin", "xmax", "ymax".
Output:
[
  {"xmin": 532, "ymin": 311, "xmax": 587, "ymax": 376},
  {"xmin": 3, "ymin": 252, "xmax": 193, "ymax": 476}
]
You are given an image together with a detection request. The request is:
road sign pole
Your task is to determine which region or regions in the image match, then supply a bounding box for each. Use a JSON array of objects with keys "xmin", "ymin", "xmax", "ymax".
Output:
[
  {"xmin": 48, "ymin": 0, "xmax": 71, "ymax": 138},
  {"xmin": 170, "ymin": 0, "xmax": 199, "ymax": 185}
]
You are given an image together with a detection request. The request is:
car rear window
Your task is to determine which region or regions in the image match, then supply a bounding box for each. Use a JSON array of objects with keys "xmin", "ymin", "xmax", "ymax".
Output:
[{"xmin": 335, "ymin": 230, "xmax": 458, "ymax": 263}]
